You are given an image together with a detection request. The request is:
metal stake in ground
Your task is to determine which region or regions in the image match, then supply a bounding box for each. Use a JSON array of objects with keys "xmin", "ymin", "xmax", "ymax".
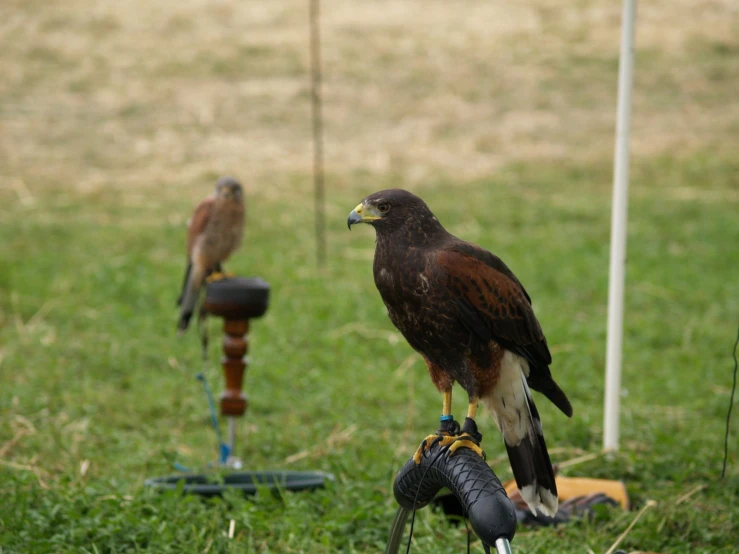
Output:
[
  {"xmin": 309, "ymin": 0, "xmax": 326, "ymax": 267},
  {"xmin": 203, "ymin": 277, "xmax": 270, "ymax": 468}
]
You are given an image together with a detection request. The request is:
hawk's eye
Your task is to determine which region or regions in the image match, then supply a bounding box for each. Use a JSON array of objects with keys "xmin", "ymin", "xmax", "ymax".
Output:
[{"xmin": 377, "ymin": 203, "xmax": 390, "ymax": 213}]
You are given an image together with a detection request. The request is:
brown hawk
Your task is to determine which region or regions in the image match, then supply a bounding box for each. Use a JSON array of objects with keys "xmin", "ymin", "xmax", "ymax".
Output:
[
  {"xmin": 347, "ymin": 188, "xmax": 572, "ymax": 517},
  {"xmin": 177, "ymin": 177, "xmax": 245, "ymax": 332}
]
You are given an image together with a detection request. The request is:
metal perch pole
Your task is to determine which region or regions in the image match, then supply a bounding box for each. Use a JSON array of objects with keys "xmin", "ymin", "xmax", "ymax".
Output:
[
  {"xmin": 604, "ymin": 0, "xmax": 637, "ymax": 452},
  {"xmin": 203, "ymin": 277, "xmax": 271, "ymax": 468}
]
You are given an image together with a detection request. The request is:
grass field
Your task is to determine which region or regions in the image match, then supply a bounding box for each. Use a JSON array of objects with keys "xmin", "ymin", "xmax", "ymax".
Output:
[{"xmin": 1, "ymin": 0, "xmax": 738, "ymax": 552}]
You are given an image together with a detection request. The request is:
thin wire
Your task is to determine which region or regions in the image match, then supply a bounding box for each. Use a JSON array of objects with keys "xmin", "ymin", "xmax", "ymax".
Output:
[
  {"xmin": 465, "ymin": 515, "xmax": 471, "ymax": 554},
  {"xmin": 309, "ymin": 0, "xmax": 326, "ymax": 267},
  {"xmin": 198, "ymin": 309, "xmax": 230, "ymax": 464},
  {"xmin": 721, "ymin": 319, "xmax": 739, "ymax": 479},
  {"xmin": 405, "ymin": 441, "xmax": 450, "ymax": 554}
]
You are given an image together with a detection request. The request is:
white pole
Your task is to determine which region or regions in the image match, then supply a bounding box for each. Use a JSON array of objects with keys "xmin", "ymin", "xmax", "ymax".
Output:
[{"xmin": 604, "ymin": 0, "xmax": 637, "ymax": 452}]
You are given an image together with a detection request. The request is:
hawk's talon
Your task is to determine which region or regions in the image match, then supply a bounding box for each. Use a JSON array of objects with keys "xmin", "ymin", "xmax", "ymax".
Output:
[
  {"xmin": 448, "ymin": 434, "xmax": 486, "ymax": 461},
  {"xmin": 412, "ymin": 415, "xmax": 486, "ymax": 464},
  {"xmin": 413, "ymin": 433, "xmax": 455, "ymax": 464}
]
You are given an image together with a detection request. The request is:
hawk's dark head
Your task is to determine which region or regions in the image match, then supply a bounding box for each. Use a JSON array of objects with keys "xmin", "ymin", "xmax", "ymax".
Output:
[{"xmin": 347, "ymin": 189, "xmax": 446, "ymax": 240}]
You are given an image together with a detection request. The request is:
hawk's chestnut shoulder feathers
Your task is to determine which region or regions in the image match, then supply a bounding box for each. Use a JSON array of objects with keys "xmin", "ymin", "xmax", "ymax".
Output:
[{"xmin": 434, "ymin": 243, "xmax": 572, "ymax": 417}]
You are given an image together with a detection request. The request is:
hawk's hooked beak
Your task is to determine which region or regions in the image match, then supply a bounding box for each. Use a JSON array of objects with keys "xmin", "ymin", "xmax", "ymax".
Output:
[{"xmin": 347, "ymin": 203, "xmax": 381, "ymax": 230}]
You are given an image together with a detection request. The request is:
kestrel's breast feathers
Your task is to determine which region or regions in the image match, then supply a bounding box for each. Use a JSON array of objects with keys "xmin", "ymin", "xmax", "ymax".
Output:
[
  {"xmin": 178, "ymin": 177, "xmax": 244, "ymax": 333},
  {"xmin": 436, "ymin": 241, "xmax": 572, "ymax": 417},
  {"xmin": 187, "ymin": 195, "xmax": 215, "ymax": 257}
]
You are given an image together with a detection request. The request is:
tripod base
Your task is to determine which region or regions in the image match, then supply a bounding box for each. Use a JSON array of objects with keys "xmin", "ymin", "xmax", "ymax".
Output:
[{"xmin": 145, "ymin": 470, "xmax": 334, "ymax": 497}]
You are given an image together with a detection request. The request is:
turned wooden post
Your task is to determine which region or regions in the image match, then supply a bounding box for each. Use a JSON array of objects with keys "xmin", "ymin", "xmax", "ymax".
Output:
[
  {"xmin": 220, "ymin": 319, "xmax": 250, "ymax": 417},
  {"xmin": 203, "ymin": 277, "xmax": 270, "ymax": 455}
]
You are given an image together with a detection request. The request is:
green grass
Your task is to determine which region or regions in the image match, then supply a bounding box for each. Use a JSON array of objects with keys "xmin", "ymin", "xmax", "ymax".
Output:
[
  {"xmin": 1, "ymin": 153, "xmax": 737, "ymax": 553},
  {"xmin": 1, "ymin": 0, "xmax": 738, "ymax": 552}
]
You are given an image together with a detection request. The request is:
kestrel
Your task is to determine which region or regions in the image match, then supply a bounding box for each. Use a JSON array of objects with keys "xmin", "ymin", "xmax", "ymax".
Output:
[
  {"xmin": 177, "ymin": 177, "xmax": 245, "ymax": 333},
  {"xmin": 347, "ymin": 189, "xmax": 572, "ymax": 517}
]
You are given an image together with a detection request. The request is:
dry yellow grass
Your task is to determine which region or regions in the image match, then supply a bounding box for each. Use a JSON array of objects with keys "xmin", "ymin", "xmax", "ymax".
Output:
[{"xmin": 0, "ymin": 0, "xmax": 737, "ymax": 202}]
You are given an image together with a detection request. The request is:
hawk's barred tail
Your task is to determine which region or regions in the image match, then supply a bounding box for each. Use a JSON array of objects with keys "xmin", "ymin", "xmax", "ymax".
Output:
[
  {"xmin": 527, "ymin": 369, "xmax": 574, "ymax": 418},
  {"xmin": 177, "ymin": 264, "xmax": 205, "ymax": 333},
  {"xmin": 503, "ymin": 376, "xmax": 558, "ymax": 517},
  {"xmin": 484, "ymin": 351, "xmax": 558, "ymax": 518}
]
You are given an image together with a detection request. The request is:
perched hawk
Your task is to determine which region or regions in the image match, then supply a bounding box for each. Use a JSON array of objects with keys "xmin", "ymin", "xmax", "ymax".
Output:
[
  {"xmin": 177, "ymin": 177, "xmax": 245, "ymax": 332},
  {"xmin": 347, "ymin": 189, "xmax": 572, "ymax": 517}
]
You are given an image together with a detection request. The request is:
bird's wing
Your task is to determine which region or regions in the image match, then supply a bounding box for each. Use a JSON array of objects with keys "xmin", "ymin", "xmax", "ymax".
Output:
[
  {"xmin": 187, "ymin": 196, "xmax": 215, "ymax": 257},
  {"xmin": 436, "ymin": 243, "xmax": 572, "ymax": 417},
  {"xmin": 436, "ymin": 243, "xmax": 549, "ymax": 363}
]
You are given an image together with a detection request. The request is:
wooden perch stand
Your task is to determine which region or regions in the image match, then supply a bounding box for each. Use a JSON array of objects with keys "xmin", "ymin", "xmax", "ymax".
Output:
[{"xmin": 203, "ymin": 277, "xmax": 270, "ymax": 459}]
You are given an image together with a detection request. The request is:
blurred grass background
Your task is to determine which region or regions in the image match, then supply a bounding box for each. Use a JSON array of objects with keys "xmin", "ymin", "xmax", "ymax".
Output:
[{"xmin": 0, "ymin": 0, "xmax": 737, "ymax": 552}]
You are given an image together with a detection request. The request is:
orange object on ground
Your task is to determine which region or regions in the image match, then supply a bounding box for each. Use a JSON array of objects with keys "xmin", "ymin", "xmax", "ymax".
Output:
[{"xmin": 504, "ymin": 476, "xmax": 629, "ymax": 510}]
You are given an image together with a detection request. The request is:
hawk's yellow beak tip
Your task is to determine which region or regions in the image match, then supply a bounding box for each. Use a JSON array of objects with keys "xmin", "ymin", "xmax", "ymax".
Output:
[
  {"xmin": 348, "ymin": 206, "xmax": 363, "ymax": 229},
  {"xmin": 348, "ymin": 202, "xmax": 381, "ymax": 229}
]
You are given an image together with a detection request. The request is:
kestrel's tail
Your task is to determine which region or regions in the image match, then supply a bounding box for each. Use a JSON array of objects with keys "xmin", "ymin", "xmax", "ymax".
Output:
[
  {"xmin": 484, "ymin": 351, "xmax": 558, "ymax": 518},
  {"xmin": 177, "ymin": 263, "xmax": 206, "ymax": 333},
  {"xmin": 177, "ymin": 261, "xmax": 192, "ymax": 307}
]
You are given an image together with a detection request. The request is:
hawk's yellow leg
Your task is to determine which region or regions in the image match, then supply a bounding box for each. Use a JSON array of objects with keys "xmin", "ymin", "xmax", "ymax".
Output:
[
  {"xmin": 448, "ymin": 397, "xmax": 486, "ymax": 460},
  {"xmin": 413, "ymin": 390, "xmax": 457, "ymax": 464}
]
